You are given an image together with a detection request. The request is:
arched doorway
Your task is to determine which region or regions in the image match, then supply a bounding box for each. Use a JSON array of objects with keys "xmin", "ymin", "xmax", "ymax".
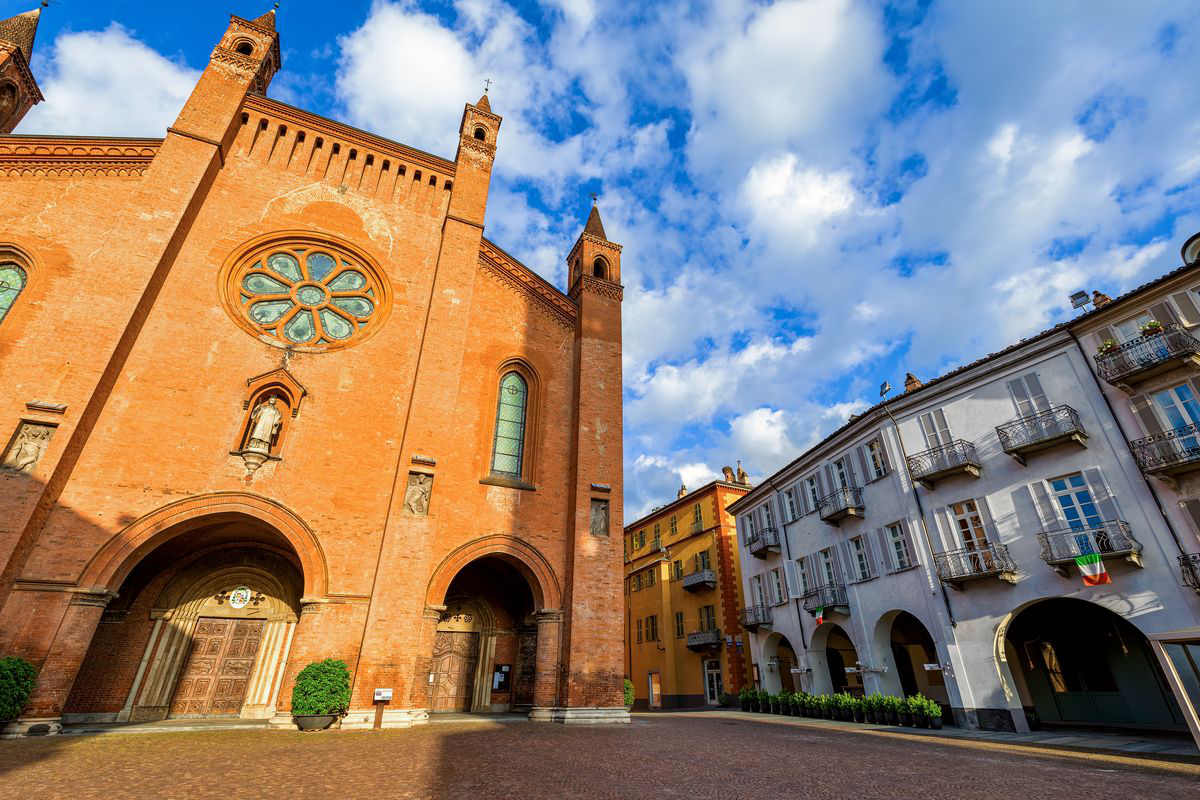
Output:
[
  {"xmin": 886, "ymin": 611, "xmax": 948, "ymax": 707},
  {"xmin": 761, "ymin": 633, "xmax": 798, "ymax": 693},
  {"xmin": 1003, "ymin": 598, "xmax": 1186, "ymax": 732},
  {"xmin": 825, "ymin": 625, "xmax": 862, "ymax": 696},
  {"xmin": 432, "ymin": 556, "xmax": 538, "ymax": 713},
  {"xmin": 65, "ymin": 514, "xmax": 304, "ymax": 723}
]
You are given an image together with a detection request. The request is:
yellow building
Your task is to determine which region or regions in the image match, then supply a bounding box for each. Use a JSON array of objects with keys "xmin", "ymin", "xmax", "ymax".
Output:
[{"xmin": 624, "ymin": 473, "xmax": 752, "ymax": 708}]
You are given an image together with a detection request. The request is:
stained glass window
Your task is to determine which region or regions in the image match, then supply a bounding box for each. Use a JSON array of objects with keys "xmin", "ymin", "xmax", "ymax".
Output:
[
  {"xmin": 491, "ymin": 372, "xmax": 528, "ymax": 477},
  {"xmin": 230, "ymin": 243, "xmax": 383, "ymax": 350},
  {"xmin": 0, "ymin": 262, "xmax": 27, "ymax": 325}
]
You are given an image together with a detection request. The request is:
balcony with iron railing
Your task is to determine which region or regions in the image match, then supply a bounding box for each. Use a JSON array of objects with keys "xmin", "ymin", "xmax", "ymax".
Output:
[
  {"xmin": 906, "ymin": 440, "xmax": 981, "ymax": 489},
  {"xmin": 1036, "ymin": 521, "xmax": 1142, "ymax": 574},
  {"xmin": 1094, "ymin": 324, "xmax": 1200, "ymax": 390},
  {"xmin": 681, "ymin": 568, "xmax": 717, "ymax": 592},
  {"xmin": 800, "ymin": 583, "xmax": 849, "ymax": 615},
  {"xmin": 739, "ymin": 604, "xmax": 772, "ymax": 631},
  {"xmin": 686, "ymin": 627, "xmax": 723, "ymax": 650},
  {"xmin": 996, "ymin": 405, "xmax": 1088, "ymax": 465},
  {"xmin": 818, "ymin": 486, "xmax": 865, "ymax": 525},
  {"xmin": 746, "ymin": 527, "xmax": 780, "ymax": 558},
  {"xmin": 932, "ymin": 542, "xmax": 1018, "ymax": 586},
  {"xmin": 1131, "ymin": 424, "xmax": 1200, "ymax": 479},
  {"xmin": 1181, "ymin": 553, "xmax": 1200, "ymax": 593}
]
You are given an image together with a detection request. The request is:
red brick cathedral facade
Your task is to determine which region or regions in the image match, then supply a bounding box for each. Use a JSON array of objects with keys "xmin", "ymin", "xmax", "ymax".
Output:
[{"xmin": 0, "ymin": 9, "xmax": 627, "ymax": 732}]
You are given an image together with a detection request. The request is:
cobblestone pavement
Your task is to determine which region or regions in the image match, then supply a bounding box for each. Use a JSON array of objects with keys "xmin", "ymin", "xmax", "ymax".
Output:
[{"xmin": 2, "ymin": 715, "xmax": 1198, "ymax": 800}]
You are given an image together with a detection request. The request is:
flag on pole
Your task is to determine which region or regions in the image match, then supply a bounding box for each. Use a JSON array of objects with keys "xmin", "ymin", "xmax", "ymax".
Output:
[
  {"xmin": 1074, "ymin": 553, "xmax": 1111, "ymax": 586},
  {"xmin": 814, "ymin": 606, "xmax": 825, "ymax": 626}
]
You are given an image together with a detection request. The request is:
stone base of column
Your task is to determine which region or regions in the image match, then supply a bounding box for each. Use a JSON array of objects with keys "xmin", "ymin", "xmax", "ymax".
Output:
[
  {"xmin": 338, "ymin": 707, "xmax": 431, "ymax": 730},
  {"xmin": 1, "ymin": 717, "xmax": 64, "ymax": 738},
  {"xmin": 528, "ymin": 706, "xmax": 631, "ymax": 725}
]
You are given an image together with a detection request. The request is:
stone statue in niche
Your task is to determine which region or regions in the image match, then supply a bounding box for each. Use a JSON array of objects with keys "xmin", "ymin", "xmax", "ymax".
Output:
[
  {"xmin": 241, "ymin": 396, "xmax": 283, "ymax": 472},
  {"xmin": 2, "ymin": 422, "xmax": 54, "ymax": 474},
  {"xmin": 590, "ymin": 499, "xmax": 610, "ymax": 537},
  {"xmin": 405, "ymin": 472, "xmax": 432, "ymax": 515}
]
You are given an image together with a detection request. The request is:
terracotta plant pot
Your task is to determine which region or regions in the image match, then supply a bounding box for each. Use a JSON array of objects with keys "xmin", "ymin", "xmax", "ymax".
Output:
[{"xmin": 293, "ymin": 714, "xmax": 337, "ymax": 732}]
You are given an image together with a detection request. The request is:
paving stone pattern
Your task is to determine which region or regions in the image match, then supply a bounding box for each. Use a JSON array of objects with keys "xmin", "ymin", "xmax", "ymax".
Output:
[{"xmin": 2, "ymin": 716, "xmax": 1198, "ymax": 799}]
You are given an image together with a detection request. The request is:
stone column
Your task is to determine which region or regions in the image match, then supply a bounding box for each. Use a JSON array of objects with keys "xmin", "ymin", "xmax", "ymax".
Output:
[
  {"xmin": 4, "ymin": 588, "xmax": 113, "ymax": 736},
  {"xmin": 529, "ymin": 609, "xmax": 563, "ymax": 719}
]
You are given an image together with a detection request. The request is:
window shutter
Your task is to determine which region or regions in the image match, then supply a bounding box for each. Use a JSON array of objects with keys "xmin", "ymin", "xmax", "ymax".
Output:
[
  {"xmin": 1082, "ymin": 467, "xmax": 1120, "ymax": 523},
  {"xmin": 856, "ymin": 446, "xmax": 871, "ymax": 482},
  {"xmin": 838, "ymin": 541, "xmax": 855, "ymax": 581},
  {"xmin": 1092, "ymin": 325, "xmax": 1118, "ymax": 352},
  {"xmin": 802, "ymin": 557, "xmax": 817, "ymax": 590},
  {"xmin": 874, "ymin": 528, "xmax": 894, "ymax": 572},
  {"xmin": 932, "ymin": 505, "xmax": 954, "ymax": 551},
  {"xmin": 976, "ymin": 497, "xmax": 999, "ymax": 544},
  {"xmin": 824, "ymin": 464, "xmax": 836, "ymax": 496},
  {"xmin": 861, "ymin": 534, "xmax": 877, "ymax": 577},
  {"xmin": 876, "ymin": 437, "xmax": 890, "ymax": 471},
  {"xmin": 842, "ymin": 456, "xmax": 857, "ymax": 488},
  {"xmin": 828, "ymin": 545, "xmax": 846, "ymax": 583},
  {"xmin": 1182, "ymin": 499, "xmax": 1200, "ymax": 534},
  {"xmin": 815, "ymin": 469, "xmax": 827, "ymax": 499},
  {"xmin": 1130, "ymin": 394, "xmax": 1164, "ymax": 435},
  {"xmin": 1027, "ymin": 481, "xmax": 1058, "ymax": 528},
  {"xmin": 919, "ymin": 412, "xmax": 938, "ymax": 448},
  {"xmin": 1171, "ymin": 292, "xmax": 1200, "ymax": 327},
  {"xmin": 1023, "ymin": 373, "xmax": 1050, "ymax": 413},
  {"xmin": 1007, "ymin": 377, "xmax": 1034, "ymax": 417},
  {"xmin": 934, "ymin": 409, "xmax": 952, "ymax": 442},
  {"xmin": 783, "ymin": 560, "xmax": 801, "ymax": 597},
  {"xmin": 1149, "ymin": 301, "xmax": 1179, "ymax": 325},
  {"xmin": 1189, "ymin": 378, "xmax": 1200, "ymax": 405},
  {"xmin": 900, "ymin": 519, "xmax": 921, "ymax": 565}
]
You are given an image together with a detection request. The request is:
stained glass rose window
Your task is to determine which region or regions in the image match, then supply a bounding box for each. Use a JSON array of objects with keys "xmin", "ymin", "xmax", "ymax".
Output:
[{"xmin": 223, "ymin": 236, "xmax": 388, "ymax": 351}]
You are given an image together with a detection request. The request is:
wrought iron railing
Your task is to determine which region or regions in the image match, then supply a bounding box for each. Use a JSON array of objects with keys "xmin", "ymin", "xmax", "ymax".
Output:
[
  {"xmin": 687, "ymin": 628, "xmax": 722, "ymax": 648},
  {"xmin": 818, "ymin": 486, "xmax": 864, "ymax": 520},
  {"xmin": 932, "ymin": 542, "xmax": 1017, "ymax": 582},
  {"xmin": 1095, "ymin": 324, "xmax": 1200, "ymax": 384},
  {"xmin": 1131, "ymin": 424, "xmax": 1200, "ymax": 473},
  {"xmin": 801, "ymin": 583, "xmax": 847, "ymax": 613},
  {"xmin": 996, "ymin": 405, "xmax": 1086, "ymax": 453},
  {"xmin": 1180, "ymin": 553, "xmax": 1200, "ymax": 592},
  {"xmin": 739, "ymin": 605, "xmax": 772, "ymax": 629},
  {"xmin": 1036, "ymin": 520, "xmax": 1139, "ymax": 564},
  {"xmin": 746, "ymin": 526, "xmax": 780, "ymax": 556},
  {"xmin": 681, "ymin": 569, "xmax": 716, "ymax": 591},
  {"xmin": 907, "ymin": 440, "xmax": 979, "ymax": 483}
]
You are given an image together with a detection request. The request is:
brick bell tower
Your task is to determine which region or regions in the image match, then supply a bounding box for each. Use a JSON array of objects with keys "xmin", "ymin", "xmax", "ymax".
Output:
[
  {"xmin": 0, "ymin": 6, "xmax": 45, "ymax": 135},
  {"xmin": 546, "ymin": 201, "xmax": 628, "ymax": 721}
]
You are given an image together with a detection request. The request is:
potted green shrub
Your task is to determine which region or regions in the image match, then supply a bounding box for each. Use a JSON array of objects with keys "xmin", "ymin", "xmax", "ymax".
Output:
[
  {"xmin": 0, "ymin": 656, "xmax": 36, "ymax": 723},
  {"xmin": 790, "ymin": 691, "xmax": 802, "ymax": 716},
  {"xmin": 910, "ymin": 694, "xmax": 929, "ymax": 728},
  {"xmin": 1096, "ymin": 338, "xmax": 1120, "ymax": 356},
  {"xmin": 1139, "ymin": 319, "xmax": 1164, "ymax": 337},
  {"xmin": 738, "ymin": 687, "xmax": 753, "ymax": 712},
  {"xmin": 865, "ymin": 693, "xmax": 883, "ymax": 724},
  {"xmin": 719, "ymin": 692, "xmax": 735, "ymax": 708},
  {"xmin": 927, "ymin": 697, "xmax": 944, "ymax": 730},
  {"xmin": 818, "ymin": 694, "xmax": 833, "ymax": 719},
  {"xmin": 291, "ymin": 658, "xmax": 351, "ymax": 731},
  {"xmin": 756, "ymin": 689, "xmax": 769, "ymax": 713},
  {"xmin": 884, "ymin": 695, "xmax": 902, "ymax": 725},
  {"xmin": 852, "ymin": 696, "xmax": 865, "ymax": 723},
  {"xmin": 898, "ymin": 696, "xmax": 914, "ymax": 727},
  {"xmin": 624, "ymin": 678, "xmax": 635, "ymax": 711}
]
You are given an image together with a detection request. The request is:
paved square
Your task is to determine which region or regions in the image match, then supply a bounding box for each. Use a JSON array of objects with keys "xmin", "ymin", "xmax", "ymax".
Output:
[{"xmin": 1, "ymin": 716, "xmax": 1196, "ymax": 799}]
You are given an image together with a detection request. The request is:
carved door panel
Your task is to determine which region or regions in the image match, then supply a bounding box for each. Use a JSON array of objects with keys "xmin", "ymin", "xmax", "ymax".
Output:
[
  {"xmin": 431, "ymin": 631, "xmax": 479, "ymax": 712},
  {"xmin": 170, "ymin": 617, "xmax": 264, "ymax": 716}
]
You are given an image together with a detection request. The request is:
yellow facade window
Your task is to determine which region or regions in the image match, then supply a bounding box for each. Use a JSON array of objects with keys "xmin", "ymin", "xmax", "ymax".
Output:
[{"xmin": 669, "ymin": 516, "xmax": 678, "ymax": 536}]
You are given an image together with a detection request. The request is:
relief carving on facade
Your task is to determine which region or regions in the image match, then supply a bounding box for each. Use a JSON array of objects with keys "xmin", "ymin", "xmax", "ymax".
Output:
[
  {"xmin": 2, "ymin": 420, "xmax": 53, "ymax": 473},
  {"xmin": 405, "ymin": 472, "xmax": 433, "ymax": 516},
  {"xmin": 590, "ymin": 498, "xmax": 610, "ymax": 537}
]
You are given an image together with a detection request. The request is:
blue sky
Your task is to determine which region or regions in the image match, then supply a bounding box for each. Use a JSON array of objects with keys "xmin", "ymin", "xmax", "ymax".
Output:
[{"xmin": 10, "ymin": 0, "xmax": 1200, "ymax": 517}]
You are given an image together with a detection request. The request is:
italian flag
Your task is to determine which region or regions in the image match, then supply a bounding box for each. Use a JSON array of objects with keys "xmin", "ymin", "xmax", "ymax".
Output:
[
  {"xmin": 814, "ymin": 607, "xmax": 825, "ymax": 626},
  {"xmin": 1075, "ymin": 553, "xmax": 1111, "ymax": 586}
]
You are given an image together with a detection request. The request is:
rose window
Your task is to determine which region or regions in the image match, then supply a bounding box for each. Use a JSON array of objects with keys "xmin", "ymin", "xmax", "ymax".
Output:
[{"xmin": 223, "ymin": 236, "xmax": 389, "ymax": 351}]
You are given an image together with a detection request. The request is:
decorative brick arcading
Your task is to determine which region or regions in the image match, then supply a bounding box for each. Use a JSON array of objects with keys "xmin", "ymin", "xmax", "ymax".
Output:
[
  {"xmin": 478, "ymin": 238, "xmax": 578, "ymax": 329},
  {"xmin": 569, "ymin": 273, "xmax": 624, "ymax": 302},
  {"xmin": 0, "ymin": 137, "xmax": 161, "ymax": 177}
]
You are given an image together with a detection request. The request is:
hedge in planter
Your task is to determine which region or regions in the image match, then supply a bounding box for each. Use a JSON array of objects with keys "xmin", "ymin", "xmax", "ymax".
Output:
[
  {"xmin": 624, "ymin": 678, "xmax": 635, "ymax": 708},
  {"xmin": 0, "ymin": 656, "xmax": 36, "ymax": 721},
  {"xmin": 291, "ymin": 659, "xmax": 351, "ymax": 716}
]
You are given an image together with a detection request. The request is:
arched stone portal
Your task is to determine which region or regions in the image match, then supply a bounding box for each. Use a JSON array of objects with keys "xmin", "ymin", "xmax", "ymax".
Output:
[
  {"xmin": 871, "ymin": 610, "xmax": 948, "ymax": 707},
  {"xmin": 431, "ymin": 555, "xmax": 543, "ymax": 713},
  {"xmin": 64, "ymin": 515, "xmax": 304, "ymax": 724},
  {"xmin": 1002, "ymin": 598, "xmax": 1186, "ymax": 732},
  {"xmin": 761, "ymin": 632, "xmax": 798, "ymax": 693},
  {"xmin": 810, "ymin": 623, "xmax": 862, "ymax": 696}
]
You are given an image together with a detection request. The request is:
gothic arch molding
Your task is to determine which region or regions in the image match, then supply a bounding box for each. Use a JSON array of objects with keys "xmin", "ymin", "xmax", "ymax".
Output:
[
  {"xmin": 425, "ymin": 534, "xmax": 561, "ymax": 611},
  {"xmin": 80, "ymin": 492, "xmax": 329, "ymax": 599}
]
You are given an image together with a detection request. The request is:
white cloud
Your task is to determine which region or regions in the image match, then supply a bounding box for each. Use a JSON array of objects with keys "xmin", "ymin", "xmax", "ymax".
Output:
[
  {"xmin": 23, "ymin": 24, "xmax": 198, "ymax": 136},
  {"xmin": 729, "ymin": 408, "xmax": 796, "ymax": 464}
]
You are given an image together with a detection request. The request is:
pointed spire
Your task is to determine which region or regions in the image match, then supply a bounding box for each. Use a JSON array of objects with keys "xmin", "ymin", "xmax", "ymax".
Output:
[
  {"xmin": 584, "ymin": 202, "xmax": 607, "ymax": 240},
  {"xmin": 475, "ymin": 92, "xmax": 491, "ymax": 112},
  {"xmin": 250, "ymin": 8, "xmax": 277, "ymax": 31},
  {"xmin": 0, "ymin": 7, "xmax": 41, "ymax": 63}
]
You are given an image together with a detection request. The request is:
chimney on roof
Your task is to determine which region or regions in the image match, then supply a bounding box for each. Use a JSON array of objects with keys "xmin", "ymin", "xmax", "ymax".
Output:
[
  {"xmin": 676, "ymin": 483, "xmax": 687, "ymax": 499},
  {"xmin": 1092, "ymin": 290, "xmax": 1112, "ymax": 308},
  {"xmin": 736, "ymin": 461, "xmax": 749, "ymax": 485},
  {"xmin": 721, "ymin": 465, "xmax": 735, "ymax": 482},
  {"xmin": 904, "ymin": 372, "xmax": 923, "ymax": 392}
]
